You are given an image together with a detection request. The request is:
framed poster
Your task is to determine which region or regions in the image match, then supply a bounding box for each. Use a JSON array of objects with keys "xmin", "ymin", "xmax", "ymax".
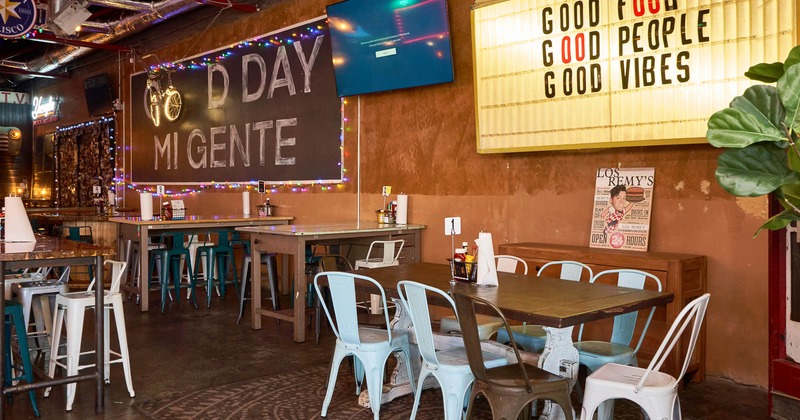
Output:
[{"xmin": 589, "ymin": 167, "xmax": 654, "ymax": 251}]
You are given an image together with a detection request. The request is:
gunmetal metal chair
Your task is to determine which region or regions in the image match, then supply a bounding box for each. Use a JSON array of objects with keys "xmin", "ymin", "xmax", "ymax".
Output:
[{"xmin": 453, "ymin": 292, "xmax": 574, "ymax": 420}]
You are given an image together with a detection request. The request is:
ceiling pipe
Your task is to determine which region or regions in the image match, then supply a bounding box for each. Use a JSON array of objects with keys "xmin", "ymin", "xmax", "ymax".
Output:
[
  {"xmin": 86, "ymin": 0, "xmax": 155, "ymax": 12},
  {"xmin": 29, "ymin": 0, "xmax": 202, "ymax": 74}
]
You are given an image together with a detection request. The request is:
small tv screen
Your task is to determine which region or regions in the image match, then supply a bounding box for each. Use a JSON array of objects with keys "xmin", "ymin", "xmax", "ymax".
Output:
[
  {"xmin": 326, "ymin": 0, "xmax": 454, "ymax": 97},
  {"xmin": 84, "ymin": 73, "xmax": 114, "ymax": 116}
]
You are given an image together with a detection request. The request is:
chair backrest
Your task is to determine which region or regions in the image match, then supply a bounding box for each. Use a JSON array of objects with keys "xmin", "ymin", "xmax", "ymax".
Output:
[
  {"xmin": 87, "ymin": 260, "xmax": 127, "ymax": 296},
  {"xmin": 61, "ymin": 226, "xmax": 93, "ymax": 243},
  {"xmin": 579, "ymin": 269, "xmax": 663, "ymax": 355},
  {"xmin": 637, "ymin": 293, "xmax": 710, "ymax": 390},
  {"xmin": 313, "ymin": 271, "xmax": 394, "ymax": 346},
  {"xmin": 537, "ymin": 260, "xmax": 593, "ymax": 282},
  {"xmin": 397, "ymin": 280, "xmax": 457, "ymax": 368},
  {"xmin": 157, "ymin": 232, "xmax": 192, "ymax": 250},
  {"xmin": 318, "ymin": 255, "xmax": 354, "ymax": 272},
  {"xmin": 494, "ymin": 255, "xmax": 528, "ymax": 275},
  {"xmin": 365, "ymin": 240, "xmax": 404, "ymax": 264},
  {"xmin": 453, "ymin": 292, "xmax": 533, "ymax": 393}
]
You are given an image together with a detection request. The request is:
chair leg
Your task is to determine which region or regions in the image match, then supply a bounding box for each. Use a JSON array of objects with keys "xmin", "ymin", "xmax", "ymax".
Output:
[
  {"xmin": 440, "ymin": 372, "xmax": 473, "ymax": 420},
  {"xmin": 237, "ymin": 257, "xmax": 250, "ymax": 325},
  {"xmin": 44, "ymin": 304, "xmax": 65, "ymax": 397},
  {"xmin": 9, "ymin": 309, "xmax": 40, "ymax": 416},
  {"xmin": 410, "ymin": 368, "xmax": 432, "ymax": 420},
  {"xmin": 112, "ymin": 298, "xmax": 135, "ymax": 397},
  {"xmin": 321, "ymin": 347, "xmax": 348, "ymax": 417},
  {"xmin": 64, "ymin": 305, "xmax": 85, "ymax": 411}
]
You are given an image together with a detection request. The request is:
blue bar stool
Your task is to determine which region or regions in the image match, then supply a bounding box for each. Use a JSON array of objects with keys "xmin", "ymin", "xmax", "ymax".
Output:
[
  {"xmin": 194, "ymin": 230, "xmax": 239, "ymax": 307},
  {"xmin": 148, "ymin": 232, "xmax": 198, "ymax": 313},
  {"xmin": 4, "ymin": 300, "xmax": 39, "ymax": 417}
]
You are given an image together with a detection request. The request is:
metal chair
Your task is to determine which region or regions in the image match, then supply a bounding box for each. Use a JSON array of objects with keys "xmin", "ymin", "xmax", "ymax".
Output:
[
  {"xmin": 574, "ymin": 268, "xmax": 663, "ymax": 420},
  {"xmin": 11, "ymin": 267, "xmax": 71, "ymax": 355},
  {"xmin": 3, "ymin": 300, "xmax": 39, "ymax": 417},
  {"xmin": 496, "ymin": 260, "xmax": 593, "ymax": 352},
  {"xmin": 148, "ymin": 232, "xmax": 198, "ymax": 313},
  {"xmin": 313, "ymin": 271, "xmax": 415, "ymax": 420},
  {"xmin": 353, "ymin": 239, "xmax": 404, "ymax": 269},
  {"xmin": 193, "ymin": 230, "xmax": 239, "ymax": 307},
  {"xmin": 439, "ymin": 255, "xmax": 527, "ymax": 339},
  {"xmin": 398, "ymin": 281, "xmax": 507, "ymax": 420},
  {"xmin": 45, "ymin": 260, "xmax": 135, "ymax": 411},
  {"xmin": 580, "ymin": 293, "xmax": 711, "ymax": 420},
  {"xmin": 453, "ymin": 292, "xmax": 574, "ymax": 420}
]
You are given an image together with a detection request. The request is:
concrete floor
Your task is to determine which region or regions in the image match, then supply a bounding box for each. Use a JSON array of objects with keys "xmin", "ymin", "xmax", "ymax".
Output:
[{"xmin": 3, "ymin": 291, "xmax": 771, "ymax": 419}]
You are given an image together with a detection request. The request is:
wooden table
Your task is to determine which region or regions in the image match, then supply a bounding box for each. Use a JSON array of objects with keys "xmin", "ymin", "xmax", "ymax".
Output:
[
  {"xmin": 111, "ymin": 215, "xmax": 292, "ymax": 312},
  {"xmin": 237, "ymin": 221, "xmax": 426, "ymax": 342},
  {"xmin": 0, "ymin": 235, "xmax": 115, "ymax": 418},
  {"xmin": 362, "ymin": 263, "xmax": 674, "ymax": 419}
]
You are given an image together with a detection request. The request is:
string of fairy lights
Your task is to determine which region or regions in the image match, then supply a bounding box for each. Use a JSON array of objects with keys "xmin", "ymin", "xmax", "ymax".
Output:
[{"xmin": 52, "ymin": 22, "xmax": 348, "ymax": 199}]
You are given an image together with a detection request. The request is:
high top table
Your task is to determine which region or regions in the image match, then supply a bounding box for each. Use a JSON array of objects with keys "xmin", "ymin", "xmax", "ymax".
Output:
[
  {"xmin": 111, "ymin": 215, "xmax": 292, "ymax": 312},
  {"xmin": 360, "ymin": 262, "xmax": 674, "ymax": 420},
  {"xmin": 0, "ymin": 235, "xmax": 115, "ymax": 418},
  {"xmin": 236, "ymin": 221, "xmax": 426, "ymax": 343}
]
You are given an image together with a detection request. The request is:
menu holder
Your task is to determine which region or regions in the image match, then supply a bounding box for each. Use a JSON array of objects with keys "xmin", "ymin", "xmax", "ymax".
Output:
[{"xmin": 170, "ymin": 200, "xmax": 186, "ymax": 220}]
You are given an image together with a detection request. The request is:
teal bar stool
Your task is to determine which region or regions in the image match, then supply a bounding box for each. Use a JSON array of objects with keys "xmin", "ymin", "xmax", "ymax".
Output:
[
  {"xmin": 194, "ymin": 230, "xmax": 238, "ymax": 307},
  {"xmin": 148, "ymin": 232, "xmax": 198, "ymax": 313},
  {"xmin": 4, "ymin": 300, "xmax": 39, "ymax": 417}
]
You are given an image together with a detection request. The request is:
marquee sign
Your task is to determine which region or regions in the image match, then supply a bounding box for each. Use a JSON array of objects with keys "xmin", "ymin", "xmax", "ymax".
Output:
[
  {"xmin": 472, "ymin": 0, "xmax": 797, "ymax": 152},
  {"xmin": 0, "ymin": 0, "xmax": 37, "ymax": 39},
  {"xmin": 32, "ymin": 95, "xmax": 60, "ymax": 125}
]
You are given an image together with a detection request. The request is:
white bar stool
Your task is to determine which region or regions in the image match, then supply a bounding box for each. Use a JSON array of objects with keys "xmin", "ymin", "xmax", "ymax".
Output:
[
  {"xmin": 44, "ymin": 260, "xmax": 135, "ymax": 411},
  {"xmin": 11, "ymin": 267, "xmax": 71, "ymax": 353}
]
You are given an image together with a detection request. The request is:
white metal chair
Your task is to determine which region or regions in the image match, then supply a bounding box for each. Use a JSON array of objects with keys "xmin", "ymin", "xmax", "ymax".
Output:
[
  {"xmin": 11, "ymin": 266, "xmax": 70, "ymax": 353},
  {"xmin": 314, "ymin": 271, "xmax": 415, "ymax": 420},
  {"xmin": 574, "ymin": 268, "xmax": 663, "ymax": 420},
  {"xmin": 354, "ymin": 240, "xmax": 404, "ymax": 314},
  {"xmin": 398, "ymin": 280, "xmax": 507, "ymax": 420},
  {"xmin": 439, "ymin": 255, "xmax": 527, "ymax": 339},
  {"xmin": 44, "ymin": 260, "xmax": 135, "ymax": 411},
  {"xmin": 580, "ymin": 293, "xmax": 711, "ymax": 420},
  {"xmin": 496, "ymin": 260, "xmax": 593, "ymax": 352}
]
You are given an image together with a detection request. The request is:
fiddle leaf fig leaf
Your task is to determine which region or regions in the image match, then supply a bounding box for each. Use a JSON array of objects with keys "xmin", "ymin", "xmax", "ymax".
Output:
[
  {"xmin": 715, "ymin": 143, "xmax": 800, "ymax": 196},
  {"xmin": 730, "ymin": 85, "xmax": 786, "ymax": 129},
  {"xmin": 780, "ymin": 183, "xmax": 800, "ymax": 203},
  {"xmin": 784, "ymin": 46, "xmax": 800, "ymax": 71},
  {"xmin": 789, "ymin": 147, "xmax": 800, "ymax": 171},
  {"xmin": 707, "ymin": 87, "xmax": 787, "ymax": 148},
  {"xmin": 745, "ymin": 62, "xmax": 784, "ymax": 82},
  {"xmin": 779, "ymin": 64, "xmax": 800, "ymax": 134},
  {"xmin": 754, "ymin": 207, "xmax": 800, "ymax": 237}
]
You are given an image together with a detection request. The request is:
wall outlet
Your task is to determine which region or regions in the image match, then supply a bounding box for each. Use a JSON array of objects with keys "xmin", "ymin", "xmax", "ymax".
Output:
[
  {"xmin": 156, "ymin": 185, "xmax": 165, "ymax": 195},
  {"xmin": 444, "ymin": 217, "xmax": 461, "ymax": 236}
]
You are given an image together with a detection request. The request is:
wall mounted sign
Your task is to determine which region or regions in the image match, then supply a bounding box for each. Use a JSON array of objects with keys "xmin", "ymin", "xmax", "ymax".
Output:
[
  {"xmin": 0, "ymin": 90, "xmax": 29, "ymax": 104},
  {"xmin": 472, "ymin": 0, "xmax": 797, "ymax": 152},
  {"xmin": 31, "ymin": 95, "xmax": 60, "ymax": 125},
  {"xmin": 589, "ymin": 167, "xmax": 654, "ymax": 251},
  {"xmin": 129, "ymin": 16, "xmax": 342, "ymax": 185},
  {"xmin": 0, "ymin": 0, "xmax": 37, "ymax": 38}
]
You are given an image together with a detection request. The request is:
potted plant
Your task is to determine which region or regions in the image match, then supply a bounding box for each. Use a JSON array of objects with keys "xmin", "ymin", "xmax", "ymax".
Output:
[{"xmin": 707, "ymin": 46, "xmax": 800, "ymax": 234}]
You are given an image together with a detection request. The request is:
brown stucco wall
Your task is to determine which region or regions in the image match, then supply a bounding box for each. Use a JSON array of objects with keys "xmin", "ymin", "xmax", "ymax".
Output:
[{"xmin": 32, "ymin": 0, "xmax": 769, "ymax": 386}]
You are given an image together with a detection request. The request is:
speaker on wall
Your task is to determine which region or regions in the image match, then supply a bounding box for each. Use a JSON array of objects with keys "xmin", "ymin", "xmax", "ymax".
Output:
[{"xmin": 84, "ymin": 73, "xmax": 114, "ymax": 116}]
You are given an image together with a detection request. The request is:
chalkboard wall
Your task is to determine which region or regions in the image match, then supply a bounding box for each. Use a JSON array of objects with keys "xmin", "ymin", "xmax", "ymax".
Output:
[{"xmin": 129, "ymin": 17, "xmax": 342, "ymax": 185}]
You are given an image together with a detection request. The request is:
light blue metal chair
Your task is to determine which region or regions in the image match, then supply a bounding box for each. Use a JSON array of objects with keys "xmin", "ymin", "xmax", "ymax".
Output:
[
  {"xmin": 496, "ymin": 260, "xmax": 593, "ymax": 352},
  {"xmin": 314, "ymin": 271, "xmax": 415, "ymax": 420},
  {"xmin": 439, "ymin": 255, "xmax": 528, "ymax": 339},
  {"xmin": 194, "ymin": 230, "xmax": 239, "ymax": 308},
  {"xmin": 398, "ymin": 280, "xmax": 507, "ymax": 420},
  {"xmin": 575, "ymin": 268, "xmax": 663, "ymax": 372}
]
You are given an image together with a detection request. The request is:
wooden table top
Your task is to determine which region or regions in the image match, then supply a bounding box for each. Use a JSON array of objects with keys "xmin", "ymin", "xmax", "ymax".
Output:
[
  {"xmin": 359, "ymin": 262, "xmax": 674, "ymax": 328},
  {"xmin": 109, "ymin": 215, "xmax": 293, "ymax": 226},
  {"xmin": 236, "ymin": 221, "xmax": 426, "ymax": 236},
  {"xmin": 0, "ymin": 235, "xmax": 115, "ymax": 262}
]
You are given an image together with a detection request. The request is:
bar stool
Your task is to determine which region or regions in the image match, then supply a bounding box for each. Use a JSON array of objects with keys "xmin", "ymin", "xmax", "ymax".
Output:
[
  {"xmin": 194, "ymin": 230, "xmax": 238, "ymax": 308},
  {"xmin": 11, "ymin": 267, "xmax": 71, "ymax": 355},
  {"xmin": 148, "ymin": 232, "xmax": 198, "ymax": 313},
  {"xmin": 44, "ymin": 260, "xmax": 135, "ymax": 411},
  {"xmin": 3, "ymin": 300, "xmax": 39, "ymax": 417},
  {"xmin": 237, "ymin": 252, "xmax": 280, "ymax": 324}
]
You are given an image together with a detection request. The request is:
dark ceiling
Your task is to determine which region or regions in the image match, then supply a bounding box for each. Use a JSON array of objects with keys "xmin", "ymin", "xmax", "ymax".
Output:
[{"xmin": 0, "ymin": 0, "xmax": 273, "ymax": 91}]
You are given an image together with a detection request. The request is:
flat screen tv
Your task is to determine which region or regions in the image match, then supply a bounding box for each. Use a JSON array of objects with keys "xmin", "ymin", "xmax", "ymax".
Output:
[
  {"xmin": 326, "ymin": 0, "xmax": 454, "ymax": 97},
  {"xmin": 84, "ymin": 73, "xmax": 114, "ymax": 116}
]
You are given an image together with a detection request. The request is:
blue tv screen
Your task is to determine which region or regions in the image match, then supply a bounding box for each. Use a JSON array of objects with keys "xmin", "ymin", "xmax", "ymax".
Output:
[{"xmin": 326, "ymin": 0, "xmax": 454, "ymax": 97}]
